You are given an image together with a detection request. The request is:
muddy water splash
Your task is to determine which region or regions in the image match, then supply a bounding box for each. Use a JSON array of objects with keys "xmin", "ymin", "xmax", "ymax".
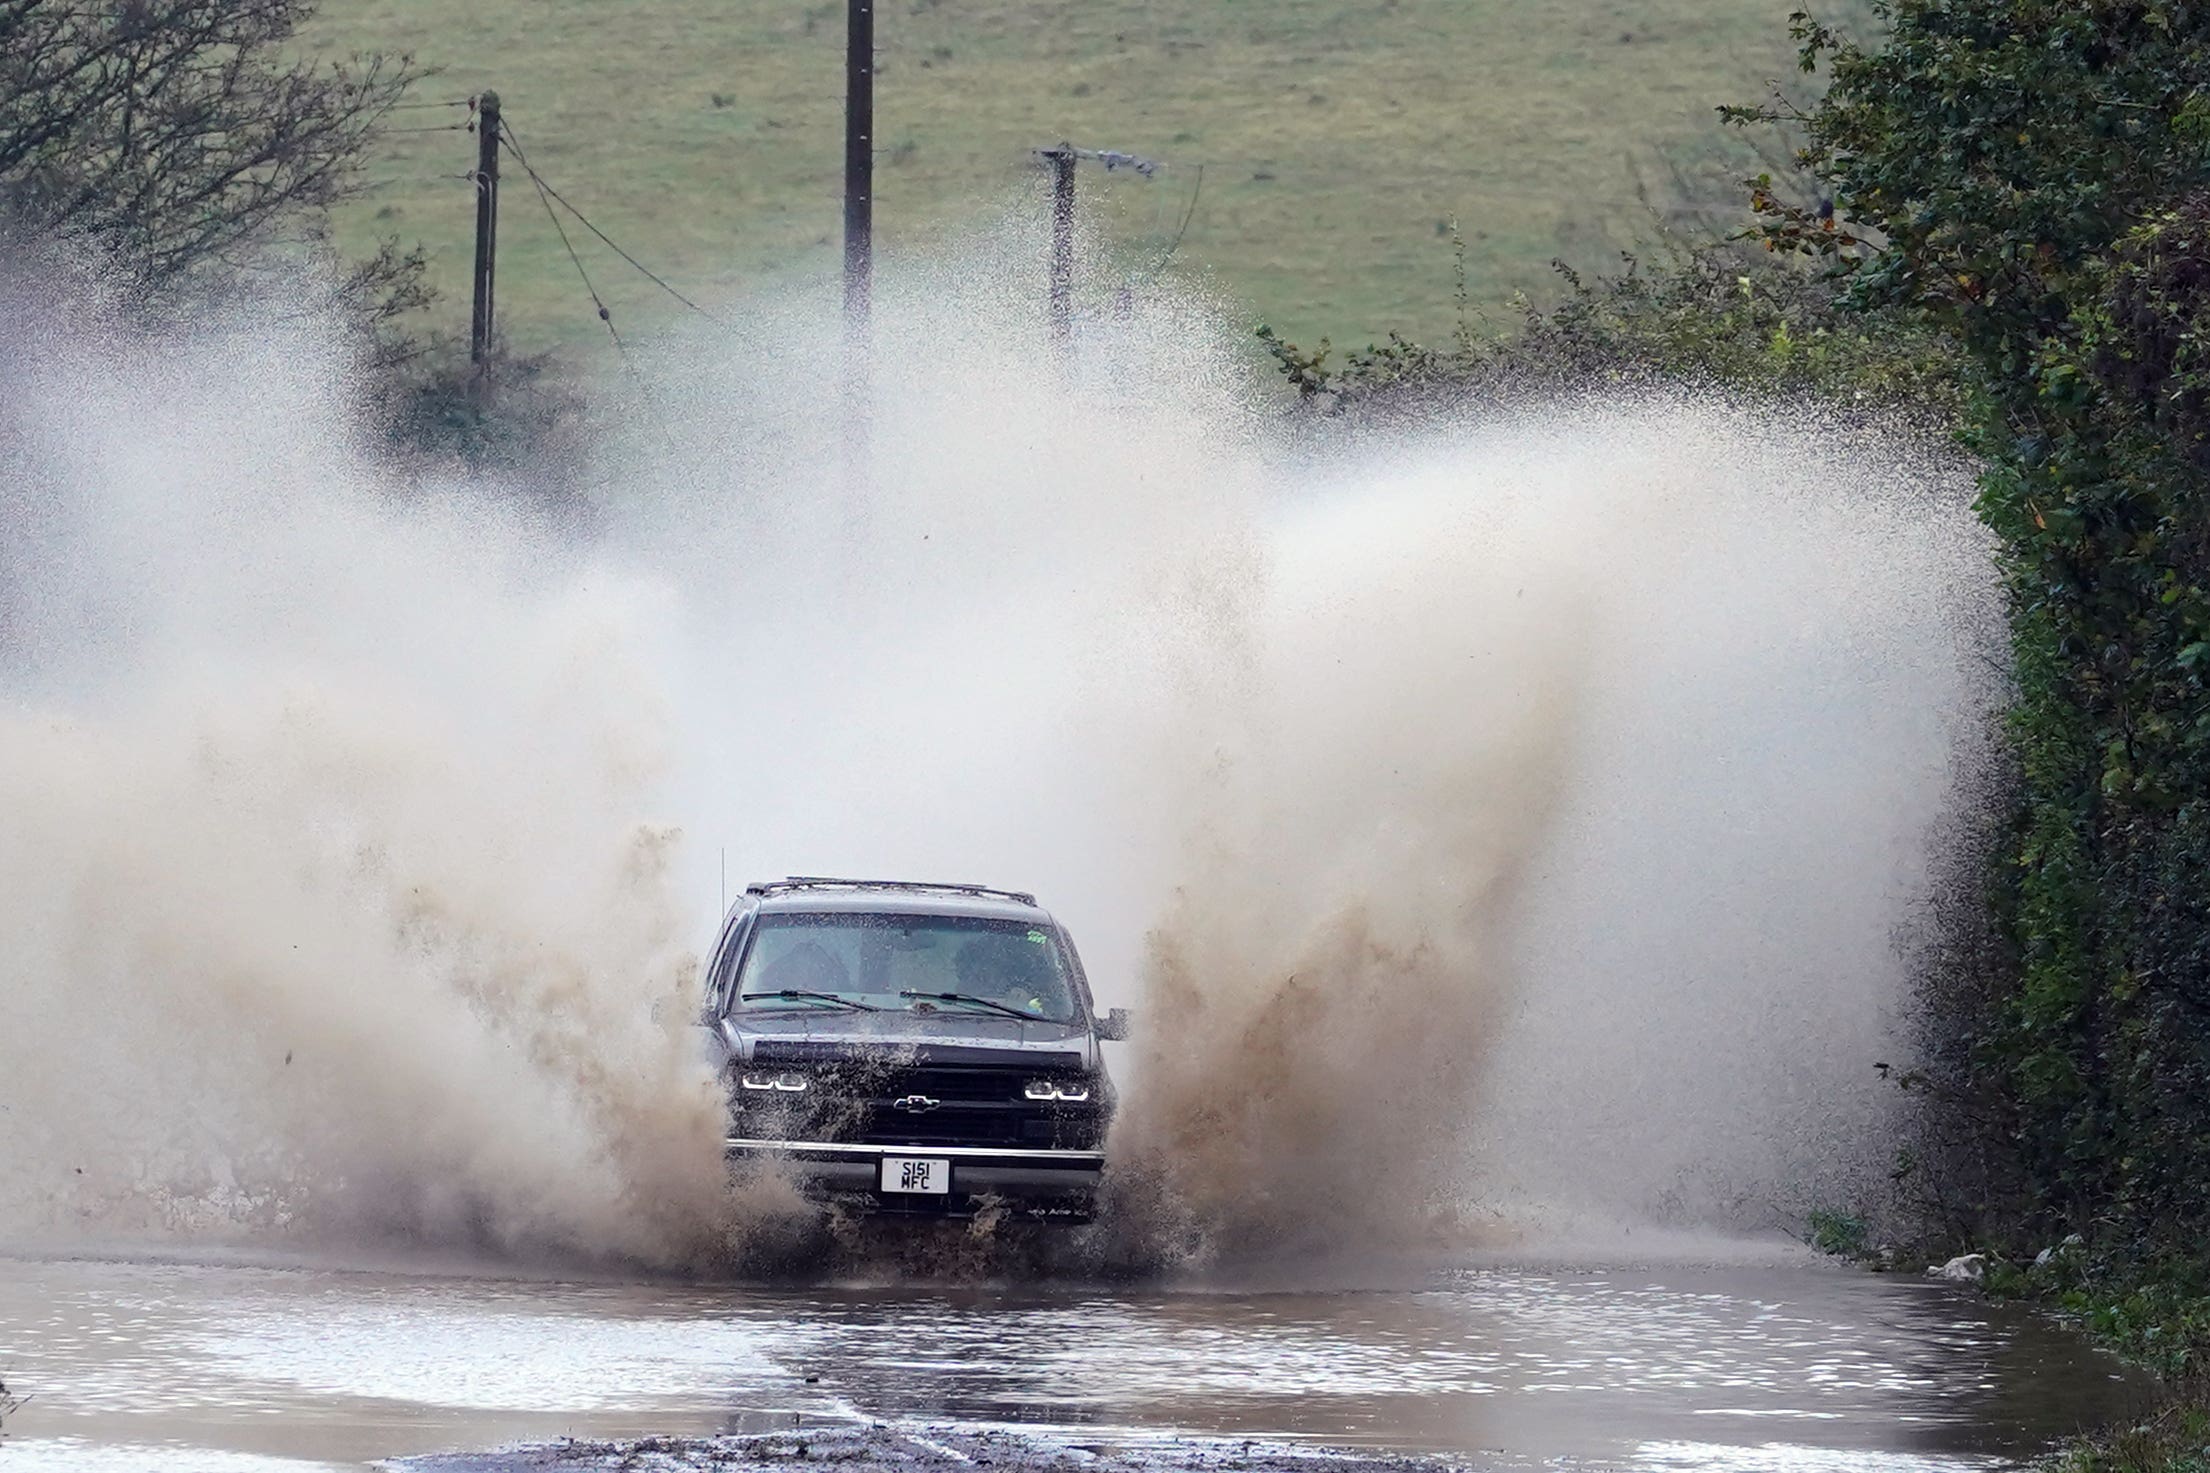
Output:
[
  {"xmin": 1115, "ymin": 414, "xmax": 1994, "ymax": 1260},
  {"xmin": 0, "ymin": 242, "xmax": 1995, "ymax": 1270},
  {"xmin": 0, "ymin": 284, "xmax": 738, "ymax": 1263},
  {"xmin": 1111, "ymin": 473, "xmax": 1592, "ymax": 1257}
]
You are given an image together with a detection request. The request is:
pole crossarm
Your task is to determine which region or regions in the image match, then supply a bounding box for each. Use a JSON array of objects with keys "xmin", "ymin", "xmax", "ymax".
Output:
[
  {"xmin": 1030, "ymin": 143, "xmax": 1162, "ymax": 178},
  {"xmin": 1031, "ymin": 142, "xmax": 1164, "ymax": 353}
]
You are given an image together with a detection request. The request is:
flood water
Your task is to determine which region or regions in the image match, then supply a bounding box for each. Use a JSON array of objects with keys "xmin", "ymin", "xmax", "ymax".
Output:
[{"xmin": 0, "ymin": 1245, "xmax": 2151, "ymax": 1472}]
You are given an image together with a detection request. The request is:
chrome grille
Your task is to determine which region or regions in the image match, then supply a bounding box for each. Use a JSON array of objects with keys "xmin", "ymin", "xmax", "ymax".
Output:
[{"xmin": 731, "ymin": 1060, "xmax": 1103, "ymax": 1149}]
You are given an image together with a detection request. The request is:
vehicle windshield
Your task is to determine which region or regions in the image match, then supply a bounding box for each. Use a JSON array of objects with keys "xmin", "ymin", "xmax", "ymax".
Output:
[{"xmin": 733, "ymin": 912, "xmax": 1079, "ymax": 1023}]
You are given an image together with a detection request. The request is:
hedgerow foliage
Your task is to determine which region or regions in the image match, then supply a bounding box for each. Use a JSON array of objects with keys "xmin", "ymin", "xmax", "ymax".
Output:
[
  {"xmin": 1739, "ymin": 0, "xmax": 2210, "ymax": 1280},
  {"xmin": 1265, "ymin": 0, "xmax": 2210, "ymax": 1309},
  {"xmin": 1257, "ymin": 240, "xmax": 1961, "ymax": 420}
]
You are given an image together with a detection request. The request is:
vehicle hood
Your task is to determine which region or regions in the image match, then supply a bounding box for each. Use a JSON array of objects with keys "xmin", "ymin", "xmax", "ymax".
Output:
[{"xmin": 715, "ymin": 1009, "xmax": 1098, "ymax": 1071}]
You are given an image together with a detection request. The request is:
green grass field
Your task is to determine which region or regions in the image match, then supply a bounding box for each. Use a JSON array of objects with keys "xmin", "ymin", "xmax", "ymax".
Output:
[{"xmin": 308, "ymin": 0, "xmax": 1819, "ymax": 359}]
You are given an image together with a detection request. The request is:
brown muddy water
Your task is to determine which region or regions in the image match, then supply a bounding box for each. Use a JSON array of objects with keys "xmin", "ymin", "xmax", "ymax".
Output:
[{"xmin": 0, "ymin": 1246, "xmax": 2152, "ymax": 1472}]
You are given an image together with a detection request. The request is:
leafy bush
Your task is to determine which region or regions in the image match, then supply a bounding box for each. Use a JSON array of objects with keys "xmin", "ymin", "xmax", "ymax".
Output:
[
  {"xmin": 1807, "ymin": 1207, "xmax": 1873, "ymax": 1259},
  {"xmin": 1268, "ymin": 3, "xmax": 2210, "ymax": 1400},
  {"xmin": 379, "ymin": 343, "xmax": 595, "ymax": 496},
  {"xmin": 1726, "ymin": 0, "xmax": 2210, "ymax": 1361},
  {"xmin": 1258, "ymin": 237, "xmax": 1962, "ymax": 422}
]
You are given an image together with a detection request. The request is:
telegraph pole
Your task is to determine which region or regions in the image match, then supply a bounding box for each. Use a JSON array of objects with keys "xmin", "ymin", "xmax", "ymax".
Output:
[
  {"xmin": 841, "ymin": 0, "xmax": 874, "ymax": 490},
  {"xmin": 843, "ymin": 0, "xmax": 874, "ymax": 326},
  {"xmin": 1030, "ymin": 144, "xmax": 1156, "ymax": 355},
  {"xmin": 1046, "ymin": 143, "xmax": 1076, "ymax": 350},
  {"xmin": 469, "ymin": 89, "xmax": 501, "ymax": 365}
]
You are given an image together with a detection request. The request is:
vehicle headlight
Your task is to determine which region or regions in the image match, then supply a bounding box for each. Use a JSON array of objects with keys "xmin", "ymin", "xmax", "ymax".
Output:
[
  {"xmin": 740, "ymin": 1070, "xmax": 810, "ymax": 1093},
  {"xmin": 1024, "ymin": 1079, "xmax": 1090, "ymax": 1102}
]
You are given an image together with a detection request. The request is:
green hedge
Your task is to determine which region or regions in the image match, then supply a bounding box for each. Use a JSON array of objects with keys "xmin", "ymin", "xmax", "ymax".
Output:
[
  {"xmin": 1257, "ymin": 237, "xmax": 1960, "ymax": 418},
  {"xmin": 1738, "ymin": 0, "xmax": 2210, "ymax": 1278},
  {"xmin": 1267, "ymin": 0, "xmax": 2210, "ymax": 1355}
]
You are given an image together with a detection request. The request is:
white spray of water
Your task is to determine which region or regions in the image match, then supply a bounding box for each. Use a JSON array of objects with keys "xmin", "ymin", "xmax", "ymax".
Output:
[
  {"xmin": 1104, "ymin": 409, "xmax": 1993, "ymax": 1261},
  {"xmin": 0, "ymin": 240, "xmax": 1996, "ymax": 1269},
  {"xmin": 0, "ymin": 291, "xmax": 734, "ymax": 1262}
]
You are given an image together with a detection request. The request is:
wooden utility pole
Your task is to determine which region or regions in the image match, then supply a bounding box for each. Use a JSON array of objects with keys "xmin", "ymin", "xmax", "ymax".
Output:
[
  {"xmin": 1032, "ymin": 143, "xmax": 1161, "ymax": 350},
  {"xmin": 843, "ymin": 0, "xmax": 874, "ymax": 326},
  {"xmin": 840, "ymin": 1, "xmax": 874, "ymax": 492},
  {"xmin": 470, "ymin": 90, "xmax": 501, "ymax": 365},
  {"xmin": 1046, "ymin": 143, "xmax": 1076, "ymax": 350}
]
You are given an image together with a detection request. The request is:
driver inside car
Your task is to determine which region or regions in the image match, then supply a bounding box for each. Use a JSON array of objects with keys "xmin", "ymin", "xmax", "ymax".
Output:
[{"xmin": 952, "ymin": 937, "xmax": 1050, "ymax": 1015}]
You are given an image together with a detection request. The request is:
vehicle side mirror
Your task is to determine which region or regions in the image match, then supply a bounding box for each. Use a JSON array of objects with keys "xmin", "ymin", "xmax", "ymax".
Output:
[{"xmin": 1096, "ymin": 1007, "xmax": 1132, "ymax": 1042}]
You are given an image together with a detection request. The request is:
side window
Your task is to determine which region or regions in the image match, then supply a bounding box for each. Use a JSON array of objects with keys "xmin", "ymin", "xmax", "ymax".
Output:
[
  {"xmin": 1055, "ymin": 925, "xmax": 1097, "ymax": 1016},
  {"xmin": 707, "ymin": 916, "xmax": 750, "ymax": 1014}
]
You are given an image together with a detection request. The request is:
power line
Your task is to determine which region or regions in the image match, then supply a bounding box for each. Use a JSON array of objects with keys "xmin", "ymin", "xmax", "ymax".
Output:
[
  {"xmin": 515, "ymin": 145, "xmax": 622, "ymax": 351},
  {"xmin": 499, "ymin": 121, "xmax": 719, "ymax": 321},
  {"xmin": 1144, "ymin": 162, "xmax": 1205, "ymax": 279},
  {"xmin": 360, "ymin": 174, "xmax": 481, "ymax": 190},
  {"xmin": 493, "ymin": 116, "xmax": 620, "ymax": 348}
]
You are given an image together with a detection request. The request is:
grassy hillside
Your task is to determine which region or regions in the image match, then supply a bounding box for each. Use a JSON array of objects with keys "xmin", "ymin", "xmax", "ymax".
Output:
[{"xmin": 309, "ymin": 0, "xmax": 1821, "ymax": 357}]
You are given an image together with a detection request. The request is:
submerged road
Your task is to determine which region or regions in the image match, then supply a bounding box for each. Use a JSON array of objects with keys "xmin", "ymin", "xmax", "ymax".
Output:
[{"xmin": 0, "ymin": 1246, "xmax": 2151, "ymax": 1472}]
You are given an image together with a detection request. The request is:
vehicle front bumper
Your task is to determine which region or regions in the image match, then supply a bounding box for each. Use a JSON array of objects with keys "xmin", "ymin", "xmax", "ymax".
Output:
[{"xmin": 724, "ymin": 1137, "xmax": 1105, "ymax": 1219}]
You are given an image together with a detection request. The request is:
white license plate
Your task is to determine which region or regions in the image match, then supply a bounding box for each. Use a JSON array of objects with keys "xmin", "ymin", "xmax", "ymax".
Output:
[{"xmin": 880, "ymin": 1156, "xmax": 950, "ymax": 1195}]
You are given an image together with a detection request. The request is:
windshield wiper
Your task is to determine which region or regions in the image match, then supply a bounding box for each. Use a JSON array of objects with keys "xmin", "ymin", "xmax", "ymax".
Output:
[
  {"xmin": 899, "ymin": 989, "xmax": 1038, "ymax": 1022},
  {"xmin": 744, "ymin": 989, "xmax": 880, "ymax": 1012}
]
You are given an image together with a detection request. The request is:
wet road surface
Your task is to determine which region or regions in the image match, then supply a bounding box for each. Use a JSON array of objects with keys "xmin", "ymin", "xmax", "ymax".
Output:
[{"xmin": 0, "ymin": 1246, "xmax": 2152, "ymax": 1472}]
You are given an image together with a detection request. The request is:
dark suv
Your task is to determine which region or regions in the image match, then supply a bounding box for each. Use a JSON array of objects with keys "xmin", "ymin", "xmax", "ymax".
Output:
[{"xmin": 701, "ymin": 877, "xmax": 1129, "ymax": 1220}]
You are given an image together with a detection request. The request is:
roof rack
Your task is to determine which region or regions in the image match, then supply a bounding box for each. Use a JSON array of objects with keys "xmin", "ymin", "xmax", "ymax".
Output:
[{"xmin": 744, "ymin": 876, "xmax": 1040, "ymax": 907}]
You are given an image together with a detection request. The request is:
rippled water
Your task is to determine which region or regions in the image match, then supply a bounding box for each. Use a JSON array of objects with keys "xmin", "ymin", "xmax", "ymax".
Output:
[{"xmin": 0, "ymin": 1248, "xmax": 2150, "ymax": 1472}]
